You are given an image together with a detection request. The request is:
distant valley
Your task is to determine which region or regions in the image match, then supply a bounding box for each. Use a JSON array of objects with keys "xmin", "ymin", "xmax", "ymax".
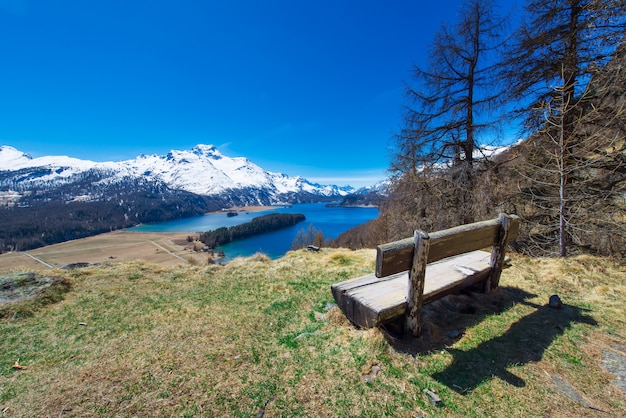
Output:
[{"xmin": 0, "ymin": 144, "xmax": 386, "ymax": 252}]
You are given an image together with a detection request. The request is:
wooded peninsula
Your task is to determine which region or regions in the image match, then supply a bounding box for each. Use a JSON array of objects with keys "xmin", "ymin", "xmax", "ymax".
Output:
[{"xmin": 198, "ymin": 213, "xmax": 306, "ymax": 248}]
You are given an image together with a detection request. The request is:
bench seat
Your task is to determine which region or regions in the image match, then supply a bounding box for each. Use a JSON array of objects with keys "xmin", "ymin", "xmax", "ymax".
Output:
[{"xmin": 331, "ymin": 250, "xmax": 492, "ymax": 328}]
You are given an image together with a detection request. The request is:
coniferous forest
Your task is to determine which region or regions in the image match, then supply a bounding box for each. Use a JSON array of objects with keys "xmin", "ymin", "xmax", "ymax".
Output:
[
  {"xmin": 0, "ymin": 178, "xmax": 225, "ymax": 252},
  {"xmin": 198, "ymin": 213, "xmax": 306, "ymax": 248}
]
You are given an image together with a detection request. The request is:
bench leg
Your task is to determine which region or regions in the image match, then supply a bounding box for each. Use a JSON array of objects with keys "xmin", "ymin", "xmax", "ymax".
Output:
[
  {"xmin": 484, "ymin": 213, "xmax": 513, "ymax": 292},
  {"xmin": 405, "ymin": 230, "xmax": 430, "ymax": 337}
]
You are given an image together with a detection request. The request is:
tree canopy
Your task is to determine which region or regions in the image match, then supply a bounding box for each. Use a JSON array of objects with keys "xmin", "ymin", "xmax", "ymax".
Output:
[{"xmin": 385, "ymin": 0, "xmax": 626, "ymax": 258}]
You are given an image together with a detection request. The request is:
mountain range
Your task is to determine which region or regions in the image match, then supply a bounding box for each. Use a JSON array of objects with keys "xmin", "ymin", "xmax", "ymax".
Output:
[
  {"xmin": 0, "ymin": 144, "xmax": 361, "ymax": 207},
  {"xmin": 0, "ymin": 144, "xmax": 388, "ymax": 251}
]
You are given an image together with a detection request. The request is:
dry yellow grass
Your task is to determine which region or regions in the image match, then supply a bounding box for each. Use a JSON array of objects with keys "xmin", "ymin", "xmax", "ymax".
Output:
[{"xmin": 1, "ymin": 249, "xmax": 624, "ymax": 417}]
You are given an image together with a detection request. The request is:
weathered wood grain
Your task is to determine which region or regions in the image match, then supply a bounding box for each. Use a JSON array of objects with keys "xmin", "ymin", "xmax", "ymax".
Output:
[
  {"xmin": 405, "ymin": 230, "xmax": 429, "ymax": 337},
  {"xmin": 376, "ymin": 214, "xmax": 520, "ymax": 278},
  {"xmin": 485, "ymin": 213, "xmax": 514, "ymax": 292},
  {"xmin": 330, "ymin": 272, "xmax": 407, "ymax": 328},
  {"xmin": 331, "ymin": 250, "xmax": 492, "ymax": 329}
]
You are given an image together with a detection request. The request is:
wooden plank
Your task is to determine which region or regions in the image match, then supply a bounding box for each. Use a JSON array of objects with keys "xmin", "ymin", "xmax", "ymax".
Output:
[
  {"xmin": 330, "ymin": 272, "xmax": 405, "ymax": 328},
  {"xmin": 332, "ymin": 250, "xmax": 492, "ymax": 329},
  {"xmin": 333, "ymin": 271, "xmax": 409, "ymax": 327},
  {"xmin": 376, "ymin": 215, "xmax": 520, "ymax": 277}
]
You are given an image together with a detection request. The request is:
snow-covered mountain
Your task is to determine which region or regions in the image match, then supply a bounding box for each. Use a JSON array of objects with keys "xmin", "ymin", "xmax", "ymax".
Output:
[
  {"xmin": 0, "ymin": 144, "xmax": 354, "ymax": 206},
  {"xmin": 354, "ymin": 179, "xmax": 390, "ymax": 195}
]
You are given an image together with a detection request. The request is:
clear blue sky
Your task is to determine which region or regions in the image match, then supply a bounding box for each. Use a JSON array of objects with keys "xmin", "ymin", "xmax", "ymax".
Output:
[{"xmin": 0, "ymin": 0, "xmax": 517, "ymax": 188}]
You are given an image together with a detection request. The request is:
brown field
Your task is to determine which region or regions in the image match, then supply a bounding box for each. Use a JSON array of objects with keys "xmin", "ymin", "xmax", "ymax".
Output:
[{"xmin": 0, "ymin": 231, "xmax": 211, "ymax": 272}]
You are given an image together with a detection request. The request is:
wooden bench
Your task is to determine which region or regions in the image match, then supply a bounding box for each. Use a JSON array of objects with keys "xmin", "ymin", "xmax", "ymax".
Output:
[{"xmin": 331, "ymin": 214, "xmax": 520, "ymax": 337}]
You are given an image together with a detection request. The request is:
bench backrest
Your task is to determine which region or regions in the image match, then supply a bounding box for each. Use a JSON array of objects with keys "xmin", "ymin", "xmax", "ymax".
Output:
[{"xmin": 375, "ymin": 214, "xmax": 521, "ymax": 278}]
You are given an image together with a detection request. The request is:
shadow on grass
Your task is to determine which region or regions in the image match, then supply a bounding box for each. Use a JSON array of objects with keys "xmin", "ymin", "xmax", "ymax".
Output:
[{"xmin": 383, "ymin": 286, "xmax": 597, "ymax": 394}]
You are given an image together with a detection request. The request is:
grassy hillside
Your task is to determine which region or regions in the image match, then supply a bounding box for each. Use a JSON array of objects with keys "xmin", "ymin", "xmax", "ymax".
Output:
[{"xmin": 1, "ymin": 249, "xmax": 625, "ymax": 416}]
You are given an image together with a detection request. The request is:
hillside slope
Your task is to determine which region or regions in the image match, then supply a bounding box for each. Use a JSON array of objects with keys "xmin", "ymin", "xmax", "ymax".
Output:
[{"xmin": 1, "ymin": 250, "xmax": 624, "ymax": 416}]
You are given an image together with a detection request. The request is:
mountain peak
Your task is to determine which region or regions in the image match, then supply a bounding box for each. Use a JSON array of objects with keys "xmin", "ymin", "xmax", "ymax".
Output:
[
  {"xmin": 191, "ymin": 144, "xmax": 222, "ymax": 159},
  {"xmin": 0, "ymin": 145, "xmax": 33, "ymax": 169},
  {"xmin": 1, "ymin": 144, "xmax": 355, "ymax": 204}
]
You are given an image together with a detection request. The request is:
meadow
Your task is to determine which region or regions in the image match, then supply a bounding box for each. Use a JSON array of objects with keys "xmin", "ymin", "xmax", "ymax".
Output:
[
  {"xmin": 0, "ymin": 231, "xmax": 210, "ymax": 271},
  {"xmin": 1, "ymin": 248, "xmax": 625, "ymax": 416}
]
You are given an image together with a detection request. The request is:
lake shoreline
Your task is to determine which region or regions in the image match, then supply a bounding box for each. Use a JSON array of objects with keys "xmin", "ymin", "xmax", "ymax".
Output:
[
  {"xmin": 208, "ymin": 205, "xmax": 280, "ymax": 214},
  {"xmin": 324, "ymin": 204, "xmax": 378, "ymax": 209},
  {"xmin": 0, "ymin": 203, "xmax": 379, "ymax": 270}
]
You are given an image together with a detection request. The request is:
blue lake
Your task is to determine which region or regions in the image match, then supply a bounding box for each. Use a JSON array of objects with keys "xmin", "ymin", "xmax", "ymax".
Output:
[{"xmin": 129, "ymin": 203, "xmax": 379, "ymax": 260}]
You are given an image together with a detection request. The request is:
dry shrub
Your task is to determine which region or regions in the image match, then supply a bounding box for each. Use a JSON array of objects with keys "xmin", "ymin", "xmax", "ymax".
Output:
[
  {"xmin": 247, "ymin": 252, "xmax": 272, "ymax": 263},
  {"xmin": 326, "ymin": 306, "xmax": 353, "ymax": 327}
]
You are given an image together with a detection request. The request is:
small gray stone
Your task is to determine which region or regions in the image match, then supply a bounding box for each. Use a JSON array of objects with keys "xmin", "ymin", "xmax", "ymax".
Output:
[
  {"xmin": 363, "ymin": 364, "xmax": 381, "ymax": 383},
  {"xmin": 548, "ymin": 294, "xmax": 563, "ymax": 309},
  {"xmin": 324, "ymin": 302, "xmax": 337, "ymax": 312},
  {"xmin": 423, "ymin": 388, "xmax": 443, "ymax": 406},
  {"xmin": 601, "ymin": 346, "xmax": 626, "ymax": 394},
  {"xmin": 371, "ymin": 364, "xmax": 381, "ymax": 376},
  {"xmin": 551, "ymin": 373, "xmax": 597, "ymax": 409},
  {"xmin": 294, "ymin": 331, "xmax": 322, "ymax": 340},
  {"xmin": 448, "ymin": 330, "xmax": 461, "ymax": 338}
]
